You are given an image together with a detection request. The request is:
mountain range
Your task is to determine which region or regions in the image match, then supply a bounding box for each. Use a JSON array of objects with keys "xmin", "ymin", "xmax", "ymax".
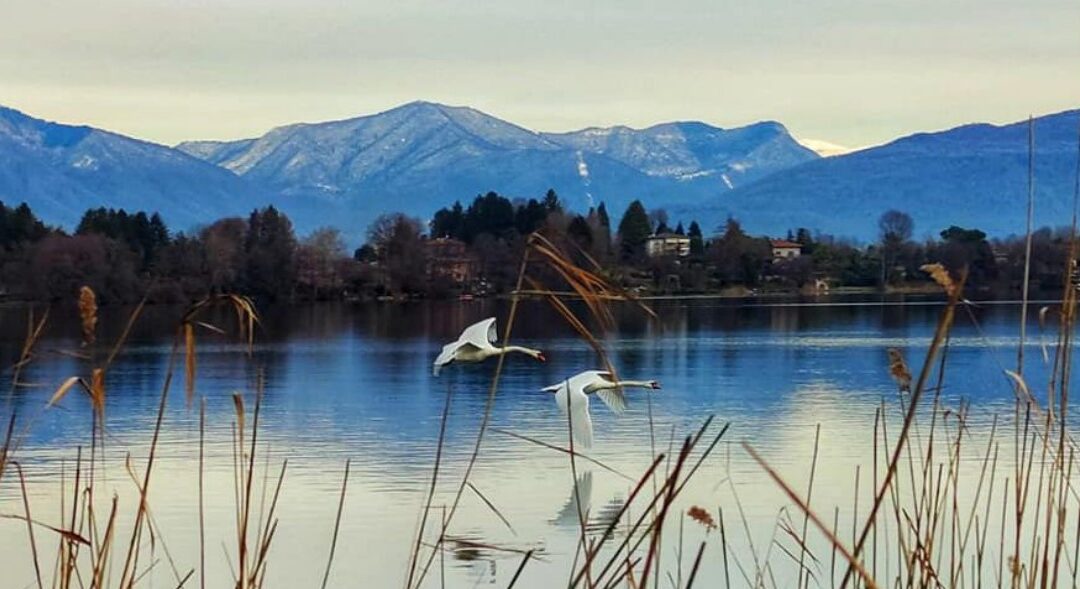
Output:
[
  {"xmin": 681, "ymin": 110, "xmax": 1080, "ymax": 239},
  {"xmin": 175, "ymin": 101, "xmax": 817, "ymax": 224},
  {"xmin": 0, "ymin": 100, "xmax": 1077, "ymax": 242},
  {"xmin": 0, "ymin": 105, "xmax": 268, "ymax": 230}
]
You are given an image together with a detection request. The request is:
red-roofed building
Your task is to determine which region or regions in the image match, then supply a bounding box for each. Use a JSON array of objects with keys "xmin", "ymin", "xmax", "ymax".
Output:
[
  {"xmin": 770, "ymin": 239, "xmax": 803, "ymax": 260},
  {"xmin": 426, "ymin": 237, "xmax": 477, "ymax": 285}
]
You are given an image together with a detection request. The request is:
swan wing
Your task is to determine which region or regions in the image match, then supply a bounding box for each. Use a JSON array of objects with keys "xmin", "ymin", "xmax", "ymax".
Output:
[
  {"xmin": 555, "ymin": 384, "xmax": 593, "ymax": 449},
  {"xmin": 595, "ymin": 389, "xmax": 628, "ymax": 415},
  {"xmin": 580, "ymin": 371, "xmax": 615, "ymax": 393},
  {"xmin": 582, "ymin": 371, "xmax": 628, "ymax": 414},
  {"xmin": 433, "ymin": 340, "xmax": 463, "ymax": 376},
  {"xmin": 460, "ymin": 317, "xmax": 498, "ymax": 348}
]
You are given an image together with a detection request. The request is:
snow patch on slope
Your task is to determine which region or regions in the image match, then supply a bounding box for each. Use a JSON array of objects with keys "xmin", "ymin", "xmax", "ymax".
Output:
[{"xmin": 796, "ymin": 138, "xmax": 858, "ymax": 157}]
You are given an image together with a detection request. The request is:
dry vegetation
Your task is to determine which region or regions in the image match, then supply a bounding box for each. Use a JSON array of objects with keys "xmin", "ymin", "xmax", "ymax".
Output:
[{"xmin": 3, "ymin": 220, "xmax": 1080, "ymax": 589}]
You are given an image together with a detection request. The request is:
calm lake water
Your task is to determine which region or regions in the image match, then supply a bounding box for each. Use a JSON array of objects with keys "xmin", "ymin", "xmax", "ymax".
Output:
[{"xmin": 0, "ymin": 297, "xmax": 1068, "ymax": 587}]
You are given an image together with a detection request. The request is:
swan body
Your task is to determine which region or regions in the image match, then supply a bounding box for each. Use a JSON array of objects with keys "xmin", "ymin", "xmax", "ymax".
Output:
[
  {"xmin": 542, "ymin": 370, "xmax": 660, "ymax": 448},
  {"xmin": 432, "ymin": 317, "xmax": 545, "ymax": 376}
]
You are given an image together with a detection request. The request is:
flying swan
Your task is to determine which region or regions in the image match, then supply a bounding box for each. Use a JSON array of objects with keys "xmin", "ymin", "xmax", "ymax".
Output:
[
  {"xmin": 542, "ymin": 370, "xmax": 661, "ymax": 448},
  {"xmin": 432, "ymin": 317, "xmax": 545, "ymax": 376}
]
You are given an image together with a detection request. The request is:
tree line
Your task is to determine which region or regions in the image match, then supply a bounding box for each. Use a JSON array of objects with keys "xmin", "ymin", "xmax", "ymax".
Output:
[
  {"xmin": 0, "ymin": 194, "xmax": 1072, "ymax": 304},
  {"xmin": 0, "ymin": 203, "xmax": 351, "ymax": 303}
]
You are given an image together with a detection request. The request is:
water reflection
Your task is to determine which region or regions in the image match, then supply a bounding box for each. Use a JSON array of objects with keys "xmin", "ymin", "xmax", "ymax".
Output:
[
  {"xmin": 551, "ymin": 470, "xmax": 592, "ymax": 529},
  {"xmin": 0, "ymin": 297, "xmax": 1069, "ymax": 587}
]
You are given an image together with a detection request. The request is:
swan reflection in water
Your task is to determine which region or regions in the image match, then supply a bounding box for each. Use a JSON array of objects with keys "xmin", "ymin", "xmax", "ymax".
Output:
[{"xmin": 551, "ymin": 470, "xmax": 626, "ymax": 535}]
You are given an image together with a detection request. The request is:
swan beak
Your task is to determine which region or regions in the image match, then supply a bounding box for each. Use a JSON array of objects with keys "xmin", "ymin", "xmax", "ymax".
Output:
[
  {"xmin": 536, "ymin": 352, "xmax": 547, "ymax": 363},
  {"xmin": 650, "ymin": 381, "xmax": 662, "ymax": 390}
]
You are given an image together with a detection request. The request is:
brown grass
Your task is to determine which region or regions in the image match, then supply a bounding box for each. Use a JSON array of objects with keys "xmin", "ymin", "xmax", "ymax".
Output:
[{"xmin": 78, "ymin": 285, "xmax": 98, "ymax": 347}]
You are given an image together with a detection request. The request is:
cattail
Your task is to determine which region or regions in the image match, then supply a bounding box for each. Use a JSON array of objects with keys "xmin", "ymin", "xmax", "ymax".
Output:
[
  {"xmin": 185, "ymin": 323, "xmax": 196, "ymax": 405},
  {"xmin": 77, "ymin": 286, "xmax": 97, "ymax": 346},
  {"xmin": 886, "ymin": 348, "xmax": 912, "ymax": 393},
  {"xmin": 687, "ymin": 506, "xmax": 717, "ymax": 531},
  {"xmin": 920, "ymin": 263, "xmax": 957, "ymax": 296},
  {"xmin": 89, "ymin": 368, "xmax": 105, "ymax": 420}
]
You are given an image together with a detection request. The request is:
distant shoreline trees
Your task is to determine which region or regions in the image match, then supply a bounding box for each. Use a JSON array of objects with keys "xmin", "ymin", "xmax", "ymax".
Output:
[{"xmin": 0, "ymin": 195, "xmax": 1071, "ymax": 304}]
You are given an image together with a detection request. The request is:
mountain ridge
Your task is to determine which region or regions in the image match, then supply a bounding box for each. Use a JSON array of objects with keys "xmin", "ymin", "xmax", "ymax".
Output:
[
  {"xmin": 678, "ymin": 108, "xmax": 1080, "ymax": 240},
  {"xmin": 4, "ymin": 100, "xmax": 1077, "ymax": 243},
  {"xmin": 173, "ymin": 100, "xmax": 819, "ymax": 218},
  {"xmin": 0, "ymin": 105, "xmax": 273, "ymax": 231}
]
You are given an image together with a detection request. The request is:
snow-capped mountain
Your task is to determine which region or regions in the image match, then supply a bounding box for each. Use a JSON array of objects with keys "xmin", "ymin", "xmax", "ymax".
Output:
[
  {"xmin": 0, "ymin": 105, "xmax": 266, "ymax": 231},
  {"xmin": 681, "ymin": 110, "xmax": 1080, "ymax": 240},
  {"xmin": 543, "ymin": 120, "xmax": 817, "ymax": 187},
  {"xmin": 176, "ymin": 101, "xmax": 818, "ymax": 219},
  {"xmin": 0, "ymin": 100, "xmax": 820, "ymax": 236},
  {"xmin": 9, "ymin": 99, "xmax": 1069, "ymax": 243}
]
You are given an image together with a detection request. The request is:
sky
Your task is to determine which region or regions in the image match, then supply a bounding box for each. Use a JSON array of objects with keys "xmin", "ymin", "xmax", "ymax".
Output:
[{"xmin": 1, "ymin": 0, "xmax": 1078, "ymax": 148}]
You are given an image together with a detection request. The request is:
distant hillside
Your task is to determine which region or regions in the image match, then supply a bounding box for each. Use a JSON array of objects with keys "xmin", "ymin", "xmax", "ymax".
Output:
[
  {"xmin": 5, "ymin": 100, "xmax": 1075, "ymax": 244},
  {"xmin": 680, "ymin": 110, "xmax": 1080, "ymax": 240},
  {"xmin": 177, "ymin": 101, "xmax": 818, "ymax": 221},
  {"xmin": 0, "ymin": 106, "xmax": 269, "ymax": 231}
]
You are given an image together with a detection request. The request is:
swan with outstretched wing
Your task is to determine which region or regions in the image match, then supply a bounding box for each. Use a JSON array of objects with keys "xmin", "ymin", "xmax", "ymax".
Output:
[
  {"xmin": 542, "ymin": 370, "xmax": 661, "ymax": 448},
  {"xmin": 433, "ymin": 317, "xmax": 545, "ymax": 376}
]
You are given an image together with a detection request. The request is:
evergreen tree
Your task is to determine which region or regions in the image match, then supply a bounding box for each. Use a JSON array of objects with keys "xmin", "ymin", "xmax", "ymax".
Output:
[
  {"xmin": 542, "ymin": 189, "xmax": 562, "ymax": 213},
  {"xmin": 149, "ymin": 213, "xmax": 169, "ymax": 248},
  {"xmin": 0, "ymin": 202, "xmax": 48, "ymax": 249},
  {"xmin": 674, "ymin": 222, "xmax": 685, "ymax": 235},
  {"xmin": 431, "ymin": 201, "xmax": 466, "ymax": 239},
  {"xmin": 75, "ymin": 207, "xmax": 170, "ymax": 269},
  {"xmin": 514, "ymin": 198, "xmax": 547, "ymax": 236},
  {"xmin": 567, "ymin": 215, "xmax": 593, "ymax": 249},
  {"xmin": 616, "ymin": 200, "xmax": 652, "ymax": 262},
  {"xmin": 464, "ymin": 192, "xmax": 517, "ymax": 242},
  {"xmin": 587, "ymin": 203, "xmax": 613, "ymax": 261},
  {"xmin": 353, "ymin": 244, "xmax": 377, "ymax": 262},
  {"xmin": 596, "ymin": 202, "xmax": 610, "ymax": 228},
  {"xmin": 687, "ymin": 221, "xmax": 705, "ymax": 256},
  {"xmin": 721, "ymin": 217, "xmax": 744, "ymax": 239},
  {"xmin": 794, "ymin": 227, "xmax": 815, "ymax": 255},
  {"xmin": 710, "ymin": 217, "xmax": 769, "ymax": 285},
  {"xmin": 244, "ymin": 206, "xmax": 297, "ymax": 299}
]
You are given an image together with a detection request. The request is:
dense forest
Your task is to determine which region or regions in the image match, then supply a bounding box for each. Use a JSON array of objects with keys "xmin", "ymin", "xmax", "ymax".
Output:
[{"xmin": 0, "ymin": 192, "xmax": 1072, "ymax": 304}]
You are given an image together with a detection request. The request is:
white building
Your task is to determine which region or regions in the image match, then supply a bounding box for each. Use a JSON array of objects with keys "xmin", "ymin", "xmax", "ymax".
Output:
[
  {"xmin": 646, "ymin": 233, "xmax": 691, "ymax": 258},
  {"xmin": 770, "ymin": 239, "xmax": 802, "ymax": 260}
]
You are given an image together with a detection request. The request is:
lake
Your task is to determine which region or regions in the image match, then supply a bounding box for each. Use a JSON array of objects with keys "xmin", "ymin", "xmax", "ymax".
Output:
[{"xmin": 0, "ymin": 297, "xmax": 1067, "ymax": 588}]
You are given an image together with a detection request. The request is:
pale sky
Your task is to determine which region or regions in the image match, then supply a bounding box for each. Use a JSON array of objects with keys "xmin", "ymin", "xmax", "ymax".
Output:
[{"xmin": 2, "ymin": 0, "xmax": 1078, "ymax": 148}]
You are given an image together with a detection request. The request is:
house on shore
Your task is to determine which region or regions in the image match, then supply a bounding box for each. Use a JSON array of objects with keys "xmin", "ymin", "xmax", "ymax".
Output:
[
  {"xmin": 770, "ymin": 239, "xmax": 803, "ymax": 261},
  {"xmin": 426, "ymin": 237, "xmax": 477, "ymax": 285},
  {"xmin": 646, "ymin": 233, "xmax": 691, "ymax": 258}
]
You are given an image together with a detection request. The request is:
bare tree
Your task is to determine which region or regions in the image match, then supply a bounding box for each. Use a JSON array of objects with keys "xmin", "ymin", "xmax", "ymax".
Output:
[
  {"xmin": 201, "ymin": 217, "xmax": 247, "ymax": 291},
  {"xmin": 367, "ymin": 213, "xmax": 428, "ymax": 295},
  {"xmin": 878, "ymin": 210, "xmax": 914, "ymax": 285},
  {"xmin": 297, "ymin": 227, "xmax": 347, "ymax": 299},
  {"xmin": 878, "ymin": 210, "xmax": 914, "ymax": 244}
]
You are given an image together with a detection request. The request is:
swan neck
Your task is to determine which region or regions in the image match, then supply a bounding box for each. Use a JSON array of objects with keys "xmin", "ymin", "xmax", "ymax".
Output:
[
  {"xmin": 501, "ymin": 345, "xmax": 536, "ymax": 355},
  {"xmin": 616, "ymin": 380, "xmax": 653, "ymax": 389}
]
